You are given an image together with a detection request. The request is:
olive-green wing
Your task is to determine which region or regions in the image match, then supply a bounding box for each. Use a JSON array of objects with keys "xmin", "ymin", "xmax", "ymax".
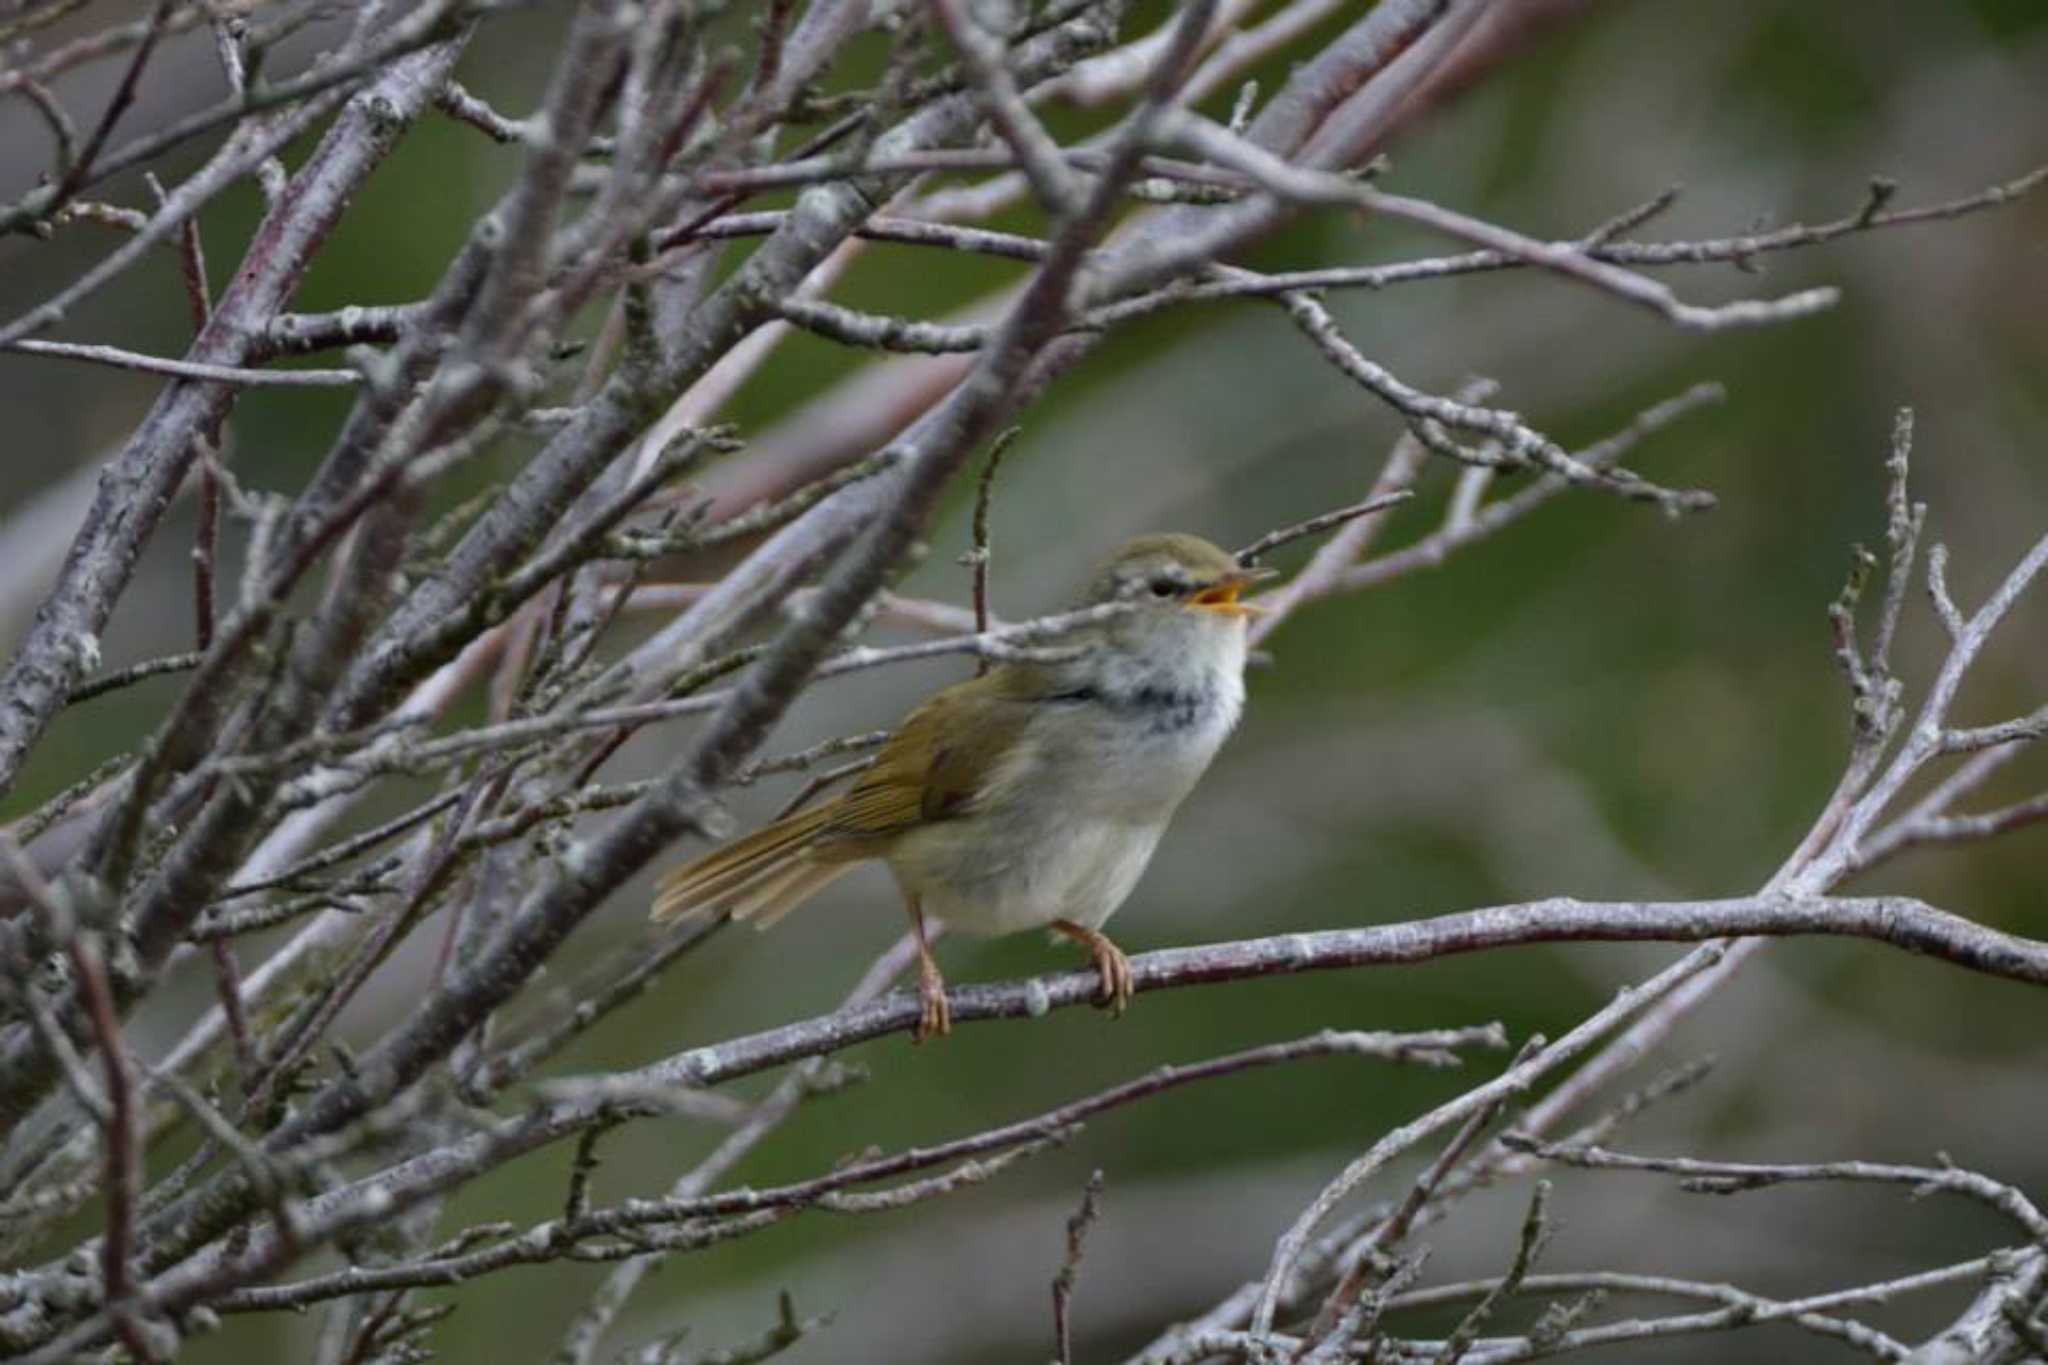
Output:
[{"xmin": 811, "ymin": 672, "xmax": 1035, "ymax": 858}]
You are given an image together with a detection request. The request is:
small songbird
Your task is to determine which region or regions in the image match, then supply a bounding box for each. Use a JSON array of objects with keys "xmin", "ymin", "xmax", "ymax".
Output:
[{"xmin": 651, "ymin": 533, "xmax": 1269, "ymax": 1040}]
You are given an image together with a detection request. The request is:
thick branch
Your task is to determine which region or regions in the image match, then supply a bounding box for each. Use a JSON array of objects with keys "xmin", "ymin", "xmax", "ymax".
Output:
[{"xmin": 612, "ymin": 893, "xmax": 2047, "ymax": 1096}]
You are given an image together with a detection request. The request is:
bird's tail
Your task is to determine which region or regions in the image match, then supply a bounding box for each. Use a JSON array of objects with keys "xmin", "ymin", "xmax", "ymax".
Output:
[{"xmin": 650, "ymin": 805, "xmax": 852, "ymax": 929}]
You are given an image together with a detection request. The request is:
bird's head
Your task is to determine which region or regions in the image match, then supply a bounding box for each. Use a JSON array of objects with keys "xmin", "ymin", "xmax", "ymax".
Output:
[
  {"xmin": 1074, "ymin": 533, "xmax": 1270, "ymax": 681},
  {"xmin": 1087, "ymin": 533, "xmax": 1271, "ymax": 617}
]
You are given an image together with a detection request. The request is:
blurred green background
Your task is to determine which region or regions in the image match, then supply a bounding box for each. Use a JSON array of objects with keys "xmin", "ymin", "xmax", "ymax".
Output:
[{"xmin": 2, "ymin": 0, "xmax": 2045, "ymax": 1359}]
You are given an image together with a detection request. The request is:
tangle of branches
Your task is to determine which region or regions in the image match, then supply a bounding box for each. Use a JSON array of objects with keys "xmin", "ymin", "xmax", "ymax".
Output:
[{"xmin": 0, "ymin": 1, "xmax": 2043, "ymax": 1361}]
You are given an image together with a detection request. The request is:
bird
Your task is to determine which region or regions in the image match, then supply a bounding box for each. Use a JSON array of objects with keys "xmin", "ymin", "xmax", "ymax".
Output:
[{"xmin": 651, "ymin": 532, "xmax": 1269, "ymax": 1040}]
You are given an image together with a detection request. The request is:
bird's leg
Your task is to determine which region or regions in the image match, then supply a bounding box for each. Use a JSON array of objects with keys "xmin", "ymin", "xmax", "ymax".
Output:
[
  {"xmin": 1051, "ymin": 919, "xmax": 1134, "ymax": 1018},
  {"xmin": 906, "ymin": 893, "xmax": 950, "ymax": 1042}
]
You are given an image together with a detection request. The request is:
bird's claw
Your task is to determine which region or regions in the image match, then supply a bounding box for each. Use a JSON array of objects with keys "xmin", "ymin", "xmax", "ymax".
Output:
[
  {"xmin": 913, "ymin": 959, "xmax": 952, "ymax": 1043},
  {"xmin": 1092, "ymin": 938, "xmax": 1134, "ymax": 1018},
  {"xmin": 1052, "ymin": 920, "xmax": 1135, "ymax": 1019}
]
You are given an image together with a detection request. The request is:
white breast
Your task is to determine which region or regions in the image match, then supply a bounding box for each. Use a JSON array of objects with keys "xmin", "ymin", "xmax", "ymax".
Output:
[{"xmin": 889, "ymin": 623, "xmax": 1246, "ymax": 938}]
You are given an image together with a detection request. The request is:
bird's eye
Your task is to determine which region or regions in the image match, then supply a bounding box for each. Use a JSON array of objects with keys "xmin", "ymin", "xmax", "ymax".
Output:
[{"xmin": 1148, "ymin": 577, "xmax": 1179, "ymax": 598}]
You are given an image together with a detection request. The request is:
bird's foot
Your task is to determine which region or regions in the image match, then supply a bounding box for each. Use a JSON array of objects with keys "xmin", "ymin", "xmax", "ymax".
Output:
[
  {"xmin": 913, "ymin": 950, "xmax": 952, "ymax": 1043},
  {"xmin": 905, "ymin": 894, "xmax": 951, "ymax": 1044},
  {"xmin": 1052, "ymin": 920, "xmax": 1134, "ymax": 1018}
]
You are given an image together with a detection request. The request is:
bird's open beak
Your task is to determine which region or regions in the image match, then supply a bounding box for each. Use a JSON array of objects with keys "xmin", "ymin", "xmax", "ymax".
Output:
[{"xmin": 1190, "ymin": 567, "xmax": 1277, "ymax": 617}]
